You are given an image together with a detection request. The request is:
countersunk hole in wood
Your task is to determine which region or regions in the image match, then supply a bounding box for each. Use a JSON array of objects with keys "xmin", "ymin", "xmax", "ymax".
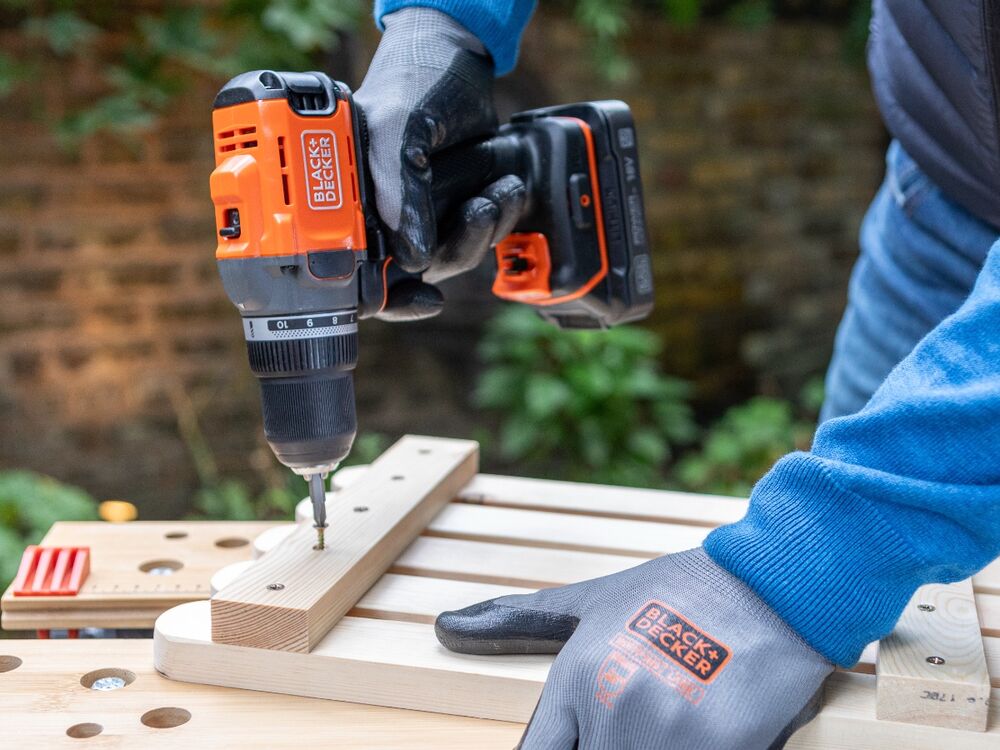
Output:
[
  {"xmin": 138, "ymin": 559, "xmax": 183, "ymax": 575},
  {"xmin": 926, "ymin": 656, "xmax": 946, "ymax": 665},
  {"xmin": 353, "ymin": 506, "xmax": 369, "ymax": 513},
  {"xmin": 0, "ymin": 655, "xmax": 22, "ymax": 673},
  {"xmin": 214, "ymin": 537, "xmax": 249, "ymax": 548},
  {"xmin": 266, "ymin": 583, "xmax": 285, "ymax": 591},
  {"xmin": 140, "ymin": 707, "xmax": 191, "ymax": 729},
  {"xmin": 164, "ymin": 531, "xmax": 188, "ymax": 540},
  {"xmin": 80, "ymin": 667, "xmax": 136, "ymax": 690},
  {"xmin": 66, "ymin": 722, "xmax": 103, "ymax": 739},
  {"xmin": 917, "ymin": 603, "xmax": 935, "ymax": 612}
]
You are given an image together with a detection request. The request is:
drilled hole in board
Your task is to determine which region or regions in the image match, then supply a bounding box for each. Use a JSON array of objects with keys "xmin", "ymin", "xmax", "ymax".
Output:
[
  {"xmin": 138, "ymin": 559, "xmax": 183, "ymax": 575},
  {"xmin": 418, "ymin": 449, "xmax": 431, "ymax": 455},
  {"xmin": 391, "ymin": 475, "xmax": 405, "ymax": 481},
  {"xmin": 164, "ymin": 531, "xmax": 188, "ymax": 540},
  {"xmin": 66, "ymin": 723, "xmax": 102, "ymax": 739},
  {"xmin": 0, "ymin": 655, "xmax": 22, "ymax": 673},
  {"xmin": 80, "ymin": 667, "xmax": 136, "ymax": 690},
  {"xmin": 141, "ymin": 707, "xmax": 191, "ymax": 729},
  {"xmin": 214, "ymin": 537, "xmax": 249, "ymax": 549}
]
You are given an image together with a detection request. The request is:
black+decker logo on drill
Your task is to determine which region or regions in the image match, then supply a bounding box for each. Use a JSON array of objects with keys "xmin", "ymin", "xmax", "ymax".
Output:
[
  {"xmin": 627, "ymin": 601, "xmax": 731, "ymax": 684},
  {"xmin": 301, "ymin": 130, "xmax": 342, "ymax": 210}
]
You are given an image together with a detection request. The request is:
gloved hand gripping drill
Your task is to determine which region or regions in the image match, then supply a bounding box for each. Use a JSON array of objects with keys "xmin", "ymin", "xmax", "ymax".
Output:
[{"xmin": 209, "ymin": 8, "xmax": 654, "ymax": 549}]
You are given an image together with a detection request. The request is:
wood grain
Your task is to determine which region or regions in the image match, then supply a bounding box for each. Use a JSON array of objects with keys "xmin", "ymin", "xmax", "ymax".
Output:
[
  {"xmin": 330, "ymin": 465, "xmax": 748, "ymax": 527},
  {"xmin": 160, "ymin": 601, "xmax": 548, "ymax": 723},
  {"xmin": 1, "ymin": 520, "xmax": 277, "ymax": 631},
  {"xmin": 154, "ymin": 601, "xmax": 1000, "ymax": 746},
  {"xmin": 211, "ymin": 436, "xmax": 477, "ymax": 652},
  {"xmin": 2, "ymin": 638, "xmax": 524, "ymax": 749},
  {"xmin": 876, "ymin": 580, "xmax": 991, "ymax": 731}
]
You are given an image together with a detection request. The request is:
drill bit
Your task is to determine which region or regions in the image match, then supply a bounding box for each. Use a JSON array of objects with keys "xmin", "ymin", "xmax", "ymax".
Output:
[{"xmin": 308, "ymin": 472, "xmax": 329, "ymax": 550}]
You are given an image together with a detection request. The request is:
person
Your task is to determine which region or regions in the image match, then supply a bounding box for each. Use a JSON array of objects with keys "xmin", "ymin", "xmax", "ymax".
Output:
[{"xmin": 353, "ymin": 2, "xmax": 1000, "ymax": 747}]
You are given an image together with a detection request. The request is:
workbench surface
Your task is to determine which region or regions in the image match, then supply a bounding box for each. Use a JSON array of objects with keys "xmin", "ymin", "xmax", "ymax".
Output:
[{"xmin": 0, "ymin": 639, "xmax": 524, "ymax": 749}]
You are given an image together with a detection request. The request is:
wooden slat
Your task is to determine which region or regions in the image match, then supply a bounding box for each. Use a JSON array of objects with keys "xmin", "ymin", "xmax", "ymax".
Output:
[
  {"xmin": 331, "ymin": 465, "xmax": 747, "ymax": 527},
  {"xmin": 353, "ymin": 573, "xmax": 531, "ymax": 624},
  {"xmin": 154, "ymin": 601, "xmax": 1000, "ymax": 746},
  {"xmin": 876, "ymin": 580, "xmax": 991, "ymax": 731},
  {"xmin": 211, "ymin": 562, "xmax": 531, "ymax": 626},
  {"xmin": 977, "ymin": 593, "xmax": 1000, "ymax": 637},
  {"xmin": 211, "ymin": 436, "xmax": 478, "ymax": 652},
  {"xmin": 857, "ymin": 638, "xmax": 999, "ymax": 689},
  {"xmin": 973, "ymin": 557, "xmax": 1000, "ymax": 595},
  {"xmin": 392, "ymin": 537, "xmax": 646, "ymax": 588},
  {"xmin": 3, "ymin": 638, "xmax": 524, "ymax": 748},
  {"xmin": 788, "ymin": 673, "xmax": 1000, "ymax": 749},
  {"xmin": 425, "ymin": 504, "xmax": 707, "ymax": 557},
  {"xmin": 159, "ymin": 601, "xmax": 548, "ymax": 723}
]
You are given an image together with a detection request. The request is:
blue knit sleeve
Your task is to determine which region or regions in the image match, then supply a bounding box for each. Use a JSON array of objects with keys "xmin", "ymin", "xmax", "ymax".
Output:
[
  {"xmin": 374, "ymin": 1, "xmax": 536, "ymax": 75},
  {"xmin": 705, "ymin": 241, "xmax": 1000, "ymax": 667}
]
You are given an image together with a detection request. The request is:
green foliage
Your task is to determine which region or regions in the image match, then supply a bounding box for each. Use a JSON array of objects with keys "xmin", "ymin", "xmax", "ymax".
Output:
[
  {"xmin": 724, "ymin": 0, "xmax": 774, "ymax": 28},
  {"xmin": 563, "ymin": 0, "xmax": 871, "ymax": 80},
  {"xmin": 3, "ymin": 1, "xmax": 364, "ymax": 144},
  {"xmin": 675, "ymin": 380, "xmax": 822, "ymax": 496},
  {"xmin": 23, "ymin": 10, "xmax": 99, "ymax": 56},
  {"xmin": 189, "ymin": 475, "xmax": 304, "ymax": 522},
  {"xmin": 476, "ymin": 306, "xmax": 697, "ymax": 487},
  {"xmin": 0, "ymin": 471, "xmax": 99, "ymax": 595},
  {"xmin": 343, "ymin": 432, "xmax": 391, "ymax": 467}
]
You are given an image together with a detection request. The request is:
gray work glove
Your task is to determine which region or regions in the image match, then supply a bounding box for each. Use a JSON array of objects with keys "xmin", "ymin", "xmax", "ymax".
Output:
[
  {"xmin": 354, "ymin": 8, "xmax": 526, "ymax": 321},
  {"xmin": 436, "ymin": 548, "xmax": 833, "ymax": 749}
]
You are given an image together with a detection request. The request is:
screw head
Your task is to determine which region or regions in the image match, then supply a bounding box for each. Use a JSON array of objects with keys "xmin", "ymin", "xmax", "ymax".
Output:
[
  {"xmin": 926, "ymin": 655, "xmax": 946, "ymax": 665},
  {"xmin": 917, "ymin": 603, "xmax": 935, "ymax": 612},
  {"xmin": 91, "ymin": 676, "xmax": 127, "ymax": 691},
  {"xmin": 353, "ymin": 506, "xmax": 369, "ymax": 513},
  {"xmin": 266, "ymin": 583, "xmax": 285, "ymax": 591}
]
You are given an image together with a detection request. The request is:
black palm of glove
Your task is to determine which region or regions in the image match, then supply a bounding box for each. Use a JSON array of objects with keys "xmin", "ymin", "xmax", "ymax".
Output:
[{"xmin": 354, "ymin": 8, "xmax": 526, "ymax": 321}]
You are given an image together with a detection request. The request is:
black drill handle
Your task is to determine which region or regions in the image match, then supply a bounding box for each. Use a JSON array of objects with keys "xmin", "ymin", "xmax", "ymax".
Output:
[{"xmin": 430, "ymin": 133, "xmax": 526, "ymax": 219}]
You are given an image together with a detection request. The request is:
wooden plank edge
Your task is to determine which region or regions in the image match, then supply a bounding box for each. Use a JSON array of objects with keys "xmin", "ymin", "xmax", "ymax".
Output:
[
  {"xmin": 156, "ymin": 601, "xmax": 546, "ymax": 723},
  {"xmin": 211, "ymin": 435, "xmax": 478, "ymax": 652}
]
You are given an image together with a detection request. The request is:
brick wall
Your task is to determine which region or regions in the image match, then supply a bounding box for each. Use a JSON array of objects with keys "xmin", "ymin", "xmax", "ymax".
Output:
[{"xmin": 0, "ymin": 15, "xmax": 885, "ymax": 515}]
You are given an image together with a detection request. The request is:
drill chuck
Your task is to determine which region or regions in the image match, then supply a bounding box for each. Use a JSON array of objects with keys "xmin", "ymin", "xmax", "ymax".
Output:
[{"xmin": 242, "ymin": 310, "xmax": 359, "ymax": 473}]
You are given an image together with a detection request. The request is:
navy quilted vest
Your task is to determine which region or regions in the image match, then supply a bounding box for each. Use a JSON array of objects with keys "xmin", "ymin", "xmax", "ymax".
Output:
[{"xmin": 869, "ymin": 0, "xmax": 1000, "ymax": 227}]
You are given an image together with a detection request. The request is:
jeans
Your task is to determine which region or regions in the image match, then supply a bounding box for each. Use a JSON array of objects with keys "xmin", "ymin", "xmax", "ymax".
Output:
[{"xmin": 820, "ymin": 141, "xmax": 999, "ymax": 422}]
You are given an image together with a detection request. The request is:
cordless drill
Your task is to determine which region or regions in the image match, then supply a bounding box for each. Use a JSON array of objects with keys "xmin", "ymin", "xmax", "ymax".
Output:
[{"xmin": 210, "ymin": 70, "xmax": 654, "ymax": 548}]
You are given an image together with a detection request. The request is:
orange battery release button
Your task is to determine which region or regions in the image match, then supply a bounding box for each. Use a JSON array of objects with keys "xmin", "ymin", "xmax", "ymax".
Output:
[{"xmin": 492, "ymin": 232, "xmax": 553, "ymax": 303}]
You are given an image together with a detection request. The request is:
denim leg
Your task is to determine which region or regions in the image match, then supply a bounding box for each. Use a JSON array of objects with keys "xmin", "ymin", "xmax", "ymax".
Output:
[{"xmin": 820, "ymin": 142, "xmax": 997, "ymax": 422}]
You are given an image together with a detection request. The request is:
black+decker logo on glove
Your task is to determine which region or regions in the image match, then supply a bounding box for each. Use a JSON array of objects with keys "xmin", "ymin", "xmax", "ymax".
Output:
[{"xmin": 627, "ymin": 601, "xmax": 731, "ymax": 684}]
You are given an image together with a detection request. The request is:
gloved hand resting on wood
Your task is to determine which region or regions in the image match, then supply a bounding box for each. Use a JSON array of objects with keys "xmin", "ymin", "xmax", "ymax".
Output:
[{"xmin": 436, "ymin": 547, "xmax": 833, "ymax": 750}]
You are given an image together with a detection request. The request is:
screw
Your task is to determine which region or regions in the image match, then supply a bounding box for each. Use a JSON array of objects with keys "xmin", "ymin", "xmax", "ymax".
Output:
[
  {"xmin": 266, "ymin": 583, "xmax": 285, "ymax": 591},
  {"xmin": 353, "ymin": 506, "xmax": 369, "ymax": 513},
  {"xmin": 926, "ymin": 656, "xmax": 946, "ymax": 665},
  {"xmin": 91, "ymin": 676, "xmax": 126, "ymax": 691},
  {"xmin": 917, "ymin": 603, "xmax": 935, "ymax": 612}
]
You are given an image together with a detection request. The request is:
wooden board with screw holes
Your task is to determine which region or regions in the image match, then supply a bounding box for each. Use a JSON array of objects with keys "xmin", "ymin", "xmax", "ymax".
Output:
[
  {"xmin": 0, "ymin": 639, "xmax": 524, "ymax": 749},
  {"xmin": 1, "ymin": 521, "xmax": 278, "ymax": 630},
  {"xmin": 155, "ymin": 437, "xmax": 998, "ymax": 741}
]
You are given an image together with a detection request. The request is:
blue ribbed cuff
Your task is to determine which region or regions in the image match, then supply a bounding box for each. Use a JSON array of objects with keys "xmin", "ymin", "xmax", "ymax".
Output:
[
  {"xmin": 704, "ymin": 452, "xmax": 926, "ymax": 667},
  {"xmin": 375, "ymin": 0, "xmax": 536, "ymax": 75}
]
